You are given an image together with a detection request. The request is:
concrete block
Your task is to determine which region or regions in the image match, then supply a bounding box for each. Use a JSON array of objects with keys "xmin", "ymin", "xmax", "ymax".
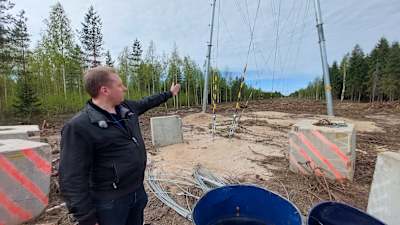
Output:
[
  {"xmin": 151, "ymin": 115, "xmax": 183, "ymax": 147},
  {"xmin": 367, "ymin": 151, "xmax": 400, "ymax": 225},
  {"xmin": 0, "ymin": 125, "xmax": 40, "ymax": 140},
  {"xmin": 0, "ymin": 139, "xmax": 51, "ymax": 225},
  {"xmin": 288, "ymin": 119, "xmax": 356, "ymax": 181}
]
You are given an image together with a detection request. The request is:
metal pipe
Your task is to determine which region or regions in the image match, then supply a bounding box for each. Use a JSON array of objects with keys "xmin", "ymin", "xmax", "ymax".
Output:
[
  {"xmin": 313, "ymin": 0, "xmax": 334, "ymax": 116},
  {"xmin": 202, "ymin": 0, "xmax": 217, "ymax": 113}
]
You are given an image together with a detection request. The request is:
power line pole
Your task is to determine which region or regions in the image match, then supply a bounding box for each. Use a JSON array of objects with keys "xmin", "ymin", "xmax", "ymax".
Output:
[
  {"xmin": 202, "ymin": 0, "xmax": 217, "ymax": 113},
  {"xmin": 313, "ymin": 0, "xmax": 334, "ymax": 116}
]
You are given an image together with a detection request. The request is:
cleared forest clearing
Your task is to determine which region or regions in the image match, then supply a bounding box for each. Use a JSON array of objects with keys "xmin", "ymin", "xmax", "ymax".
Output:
[{"xmin": 16, "ymin": 98, "xmax": 399, "ymax": 225}]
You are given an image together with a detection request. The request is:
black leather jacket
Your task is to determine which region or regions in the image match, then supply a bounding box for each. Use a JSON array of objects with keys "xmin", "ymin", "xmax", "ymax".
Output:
[{"xmin": 59, "ymin": 92, "xmax": 172, "ymax": 225}]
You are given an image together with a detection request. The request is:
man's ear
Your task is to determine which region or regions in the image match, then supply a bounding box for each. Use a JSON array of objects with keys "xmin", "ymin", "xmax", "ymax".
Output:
[{"xmin": 99, "ymin": 86, "xmax": 108, "ymax": 95}]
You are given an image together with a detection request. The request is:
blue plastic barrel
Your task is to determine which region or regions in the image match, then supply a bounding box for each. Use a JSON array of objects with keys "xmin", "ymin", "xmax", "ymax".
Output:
[
  {"xmin": 192, "ymin": 185, "xmax": 303, "ymax": 225},
  {"xmin": 308, "ymin": 201, "xmax": 386, "ymax": 225}
]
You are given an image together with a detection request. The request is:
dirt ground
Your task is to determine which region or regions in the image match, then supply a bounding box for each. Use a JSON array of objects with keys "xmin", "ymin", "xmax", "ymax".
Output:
[{"xmin": 11, "ymin": 98, "xmax": 399, "ymax": 225}]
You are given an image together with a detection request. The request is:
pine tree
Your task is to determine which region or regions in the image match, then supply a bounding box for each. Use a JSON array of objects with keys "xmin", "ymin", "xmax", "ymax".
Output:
[
  {"xmin": 145, "ymin": 40, "xmax": 157, "ymax": 94},
  {"xmin": 44, "ymin": 3, "xmax": 73, "ymax": 54},
  {"xmin": 329, "ymin": 61, "xmax": 342, "ymax": 99},
  {"xmin": 43, "ymin": 2, "xmax": 74, "ymax": 99},
  {"xmin": 0, "ymin": 0, "xmax": 13, "ymax": 66},
  {"xmin": 288, "ymin": 38, "xmax": 400, "ymax": 102},
  {"xmin": 348, "ymin": 45, "xmax": 368, "ymax": 101},
  {"xmin": 369, "ymin": 37, "xmax": 390, "ymax": 101},
  {"xmin": 117, "ymin": 47, "xmax": 129, "ymax": 88},
  {"xmin": 128, "ymin": 39, "xmax": 142, "ymax": 94},
  {"xmin": 0, "ymin": 0, "xmax": 14, "ymax": 111},
  {"xmin": 131, "ymin": 39, "xmax": 143, "ymax": 66},
  {"xmin": 383, "ymin": 42, "xmax": 400, "ymax": 101},
  {"xmin": 183, "ymin": 56, "xmax": 193, "ymax": 107},
  {"xmin": 160, "ymin": 52, "xmax": 169, "ymax": 93},
  {"xmin": 11, "ymin": 10, "xmax": 40, "ymax": 119},
  {"xmin": 168, "ymin": 44, "xmax": 181, "ymax": 108},
  {"xmin": 66, "ymin": 44, "xmax": 85, "ymax": 98},
  {"xmin": 29, "ymin": 41, "xmax": 52, "ymax": 101},
  {"xmin": 80, "ymin": 5, "xmax": 103, "ymax": 68},
  {"xmin": 105, "ymin": 50, "xmax": 114, "ymax": 67},
  {"xmin": 10, "ymin": 10, "xmax": 29, "ymax": 74},
  {"xmin": 0, "ymin": 0, "xmax": 14, "ymax": 60},
  {"xmin": 13, "ymin": 73, "xmax": 41, "ymax": 120}
]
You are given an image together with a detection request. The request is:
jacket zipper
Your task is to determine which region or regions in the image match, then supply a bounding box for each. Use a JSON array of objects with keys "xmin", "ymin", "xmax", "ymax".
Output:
[
  {"xmin": 122, "ymin": 119, "xmax": 139, "ymax": 147},
  {"xmin": 112, "ymin": 162, "xmax": 120, "ymax": 189},
  {"xmin": 108, "ymin": 120, "xmax": 139, "ymax": 147}
]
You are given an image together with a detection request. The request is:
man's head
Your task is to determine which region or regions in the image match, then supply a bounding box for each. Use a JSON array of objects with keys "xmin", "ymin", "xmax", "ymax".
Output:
[{"xmin": 83, "ymin": 66, "xmax": 127, "ymax": 106}]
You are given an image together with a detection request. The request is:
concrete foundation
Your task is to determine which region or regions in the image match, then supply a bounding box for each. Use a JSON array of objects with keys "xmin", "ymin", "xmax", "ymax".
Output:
[
  {"xmin": 288, "ymin": 119, "xmax": 356, "ymax": 181},
  {"xmin": 0, "ymin": 125, "xmax": 40, "ymax": 140},
  {"xmin": 367, "ymin": 151, "xmax": 400, "ymax": 225},
  {"xmin": 151, "ymin": 115, "xmax": 183, "ymax": 147},
  {"xmin": 0, "ymin": 139, "xmax": 51, "ymax": 225}
]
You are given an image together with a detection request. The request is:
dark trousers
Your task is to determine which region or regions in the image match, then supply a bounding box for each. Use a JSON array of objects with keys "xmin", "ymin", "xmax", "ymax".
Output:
[{"xmin": 94, "ymin": 186, "xmax": 148, "ymax": 225}]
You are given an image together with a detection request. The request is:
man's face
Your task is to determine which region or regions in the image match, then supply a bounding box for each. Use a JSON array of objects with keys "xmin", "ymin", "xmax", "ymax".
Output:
[{"xmin": 101, "ymin": 73, "xmax": 127, "ymax": 105}]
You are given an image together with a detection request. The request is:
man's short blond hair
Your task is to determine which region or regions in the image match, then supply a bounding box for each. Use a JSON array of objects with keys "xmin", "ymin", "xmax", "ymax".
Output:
[{"xmin": 83, "ymin": 66, "xmax": 116, "ymax": 98}]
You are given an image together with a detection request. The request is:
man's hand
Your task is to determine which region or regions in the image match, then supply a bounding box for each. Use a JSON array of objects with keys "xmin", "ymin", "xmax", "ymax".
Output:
[{"xmin": 170, "ymin": 83, "xmax": 181, "ymax": 96}]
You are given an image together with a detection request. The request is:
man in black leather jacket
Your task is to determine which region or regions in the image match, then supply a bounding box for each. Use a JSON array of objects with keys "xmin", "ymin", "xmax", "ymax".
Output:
[{"xmin": 59, "ymin": 66, "xmax": 180, "ymax": 225}]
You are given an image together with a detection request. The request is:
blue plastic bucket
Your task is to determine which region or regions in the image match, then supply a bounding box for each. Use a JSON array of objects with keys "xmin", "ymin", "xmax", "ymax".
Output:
[
  {"xmin": 308, "ymin": 201, "xmax": 386, "ymax": 225},
  {"xmin": 192, "ymin": 185, "xmax": 303, "ymax": 225}
]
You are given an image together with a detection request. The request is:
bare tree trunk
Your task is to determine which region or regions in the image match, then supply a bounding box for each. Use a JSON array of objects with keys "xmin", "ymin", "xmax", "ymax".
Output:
[
  {"xmin": 341, "ymin": 64, "xmax": 347, "ymax": 102},
  {"xmin": 225, "ymin": 85, "xmax": 228, "ymax": 103},
  {"xmin": 3, "ymin": 76, "xmax": 7, "ymax": 107},
  {"xmin": 209, "ymin": 76, "xmax": 212, "ymax": 106},
  {"xmin": 39, "ymin": 67, "xmax": 44, "ymax": 100},
  {"xmin": 93, "ymin": 48, "xmax": 96, "ymax": 68},
  {"xmin": 218, "ymin": 83, "xmax": 220, "ymax": 103},
  {"xmin": 371, "ymin": 64, "xmax": 379, "ymax": 102},
  {"xmin": 219, "ymin": 87, "xmax": 221, "ymax": 103},
  {"xmin": 187, "ymin": 81, "xmax": 190, "ymax": 107},
  {"xmin": 351, "ymin": 87, "xmax": 354, "ymax": 101},
  {"xmin": 163, "ymin": 81, "xmax": 168, "ymax": 109},
  {"xmin": 126, "ymin": 62, "xmax": 130, "ymax": 98},
  {"xmin": 173, "ymin": 93, "xmax": 176, "ymax": 109},
  {"xmin": 172, "ymin": 80, "xmax": 176, "ymax": 109},
  {"xmin": 148, "ymin": 81, "xmax": 151, "ymax": 96},
  {"xmin": 199, "ymin": 78, "xmax": 203, "ymax": 107},
  {"xmin": 62, "ymin": 63, "xmax": 67, "ymax": 99},
  {"xmin": 52, "ymin": 64, "xmax": 58, "ymax": 97},
  {"xmin": 0, "ymin": 90, "xmax": 2, "ymax": 113},
  {"xmin": 152, "ymin": 72, "xmax": 155, "ymax": 94},
  {"xmin": 194, "ymin": 82, "xmax": 197, "ymax": 105},
  {"xmin": 177, "ymin": 82, "xmax": 179, "ymax": 109},
  {"xmin": 78, "ymin": 69, "xmax": 83, "ymax": 102},
  {"xmin": 194, "ymin": 81, "xmax": 198, "ymax": 105},
  {"xmin": 159, "ymin": 77, "xmax": 161, "ymax": 93}
]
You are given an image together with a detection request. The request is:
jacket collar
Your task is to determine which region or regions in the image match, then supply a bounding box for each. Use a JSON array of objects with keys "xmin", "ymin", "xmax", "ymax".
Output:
[
  {"xmin": 85, "ymin": 101, "xmax": 133, "ymax": 124},
  {"xmin": 85, "ymin": 103, "xmax": 109, "ymax": 124}
]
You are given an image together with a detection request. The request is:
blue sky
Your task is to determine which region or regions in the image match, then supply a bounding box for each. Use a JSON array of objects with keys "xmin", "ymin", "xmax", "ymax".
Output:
[{"xmin": 11, "ymin": 0, "xmax": 400, "ymax": 95}]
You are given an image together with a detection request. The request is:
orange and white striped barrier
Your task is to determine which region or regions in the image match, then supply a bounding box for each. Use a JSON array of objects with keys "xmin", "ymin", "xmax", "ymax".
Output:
[
  {"xmin": 288, "ymin": 120, "xmax": 356, "ymax": 181},
  {"xmin": 0, "ymin": 139, "xmax": 51, "ymax": 225}
]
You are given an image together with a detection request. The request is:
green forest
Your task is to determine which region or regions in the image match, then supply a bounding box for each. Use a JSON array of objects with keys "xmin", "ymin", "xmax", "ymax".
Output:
[
  {"xmin": 290, "ymin": 37, "xmax": 400, "ymax": 102},
  {"xmin": 0, "ymin": 1, "xmax": 275, "ymax": 119}
]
